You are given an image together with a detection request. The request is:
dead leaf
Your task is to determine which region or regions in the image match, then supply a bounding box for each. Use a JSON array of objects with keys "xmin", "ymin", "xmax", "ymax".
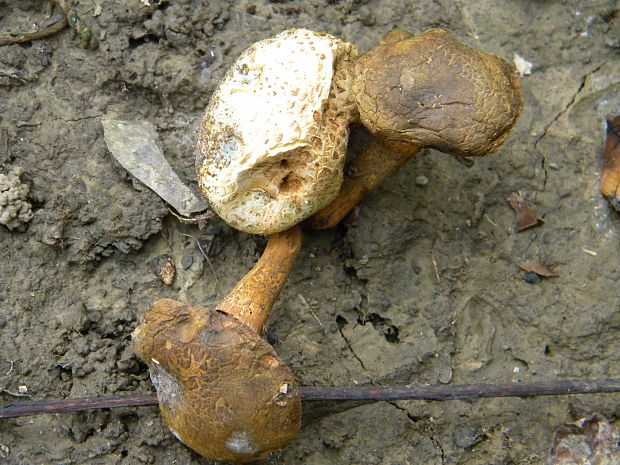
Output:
[
  {"xmin": 506, "ymin": 192, "xmax": 543, "ymax": 231},
  {"xmin": 152, "ymin": 254, "xmax": 175, "ymax": 285},
  {"xmin": 519, "ymin": 261, "xmax": 558, "ymax": 277},
  {"xmin": 102, "ymin": 119, "xmax": 210, "ymax": 217},
  {"xmin": 549, "ymin": 414, "xmax": 620, "ymax": 465},
  {"xmin": 601, "ymin": 115, "xmax": 620, "ymax": 211}
]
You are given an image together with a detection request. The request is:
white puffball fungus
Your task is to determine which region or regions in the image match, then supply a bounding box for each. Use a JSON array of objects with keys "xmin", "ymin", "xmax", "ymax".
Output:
[{"xmin": 0, "ymin": 167, "xmax": 33, "ymax": 231}]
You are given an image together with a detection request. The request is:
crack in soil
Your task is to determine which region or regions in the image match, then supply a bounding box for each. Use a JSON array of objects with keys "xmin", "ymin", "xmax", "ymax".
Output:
[
  {"xmin": 337, "ymin": 323, "xmax": 371, "ymax": 377},
  {"xmin": 386, "ymin": 400, "xmax": 425, "ymax": 424},
  {"xmin": 387, "ymin": 402, "xmax": 448, "ymax": 463},
  {"xmin": 429, "ymin": 430, "xmax": 447, "ymax": 465},
  {"xmin": 534, "ymin": 62, "xmax": 604, "ymax": 191},
  {"xmin": 338, "ymin": 246, "xmax": 375, "ymax": 379}
]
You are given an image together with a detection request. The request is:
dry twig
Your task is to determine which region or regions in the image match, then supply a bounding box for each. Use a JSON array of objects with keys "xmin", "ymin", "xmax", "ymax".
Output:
[{"xmin": 2, "ymin": 378, "xmax": 619, "ymax": 420}]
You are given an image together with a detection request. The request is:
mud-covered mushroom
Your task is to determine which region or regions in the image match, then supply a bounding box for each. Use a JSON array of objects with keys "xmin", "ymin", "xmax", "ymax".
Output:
[
  {"xmin": 196, "ymin": 28, "xmax": 523, "ymax": 234},
  {"xmin": 310, "ymin": 28, "xmax": 524, "ymax": 229},
  {"xmin": 132, "ymin": 226, "xmax": 302, "ymax": 463}
]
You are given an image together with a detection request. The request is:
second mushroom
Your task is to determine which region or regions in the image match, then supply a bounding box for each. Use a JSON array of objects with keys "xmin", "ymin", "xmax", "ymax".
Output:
[{"xmin": 132, "ymin": 226, "xmax": 302, "ymax": 463}]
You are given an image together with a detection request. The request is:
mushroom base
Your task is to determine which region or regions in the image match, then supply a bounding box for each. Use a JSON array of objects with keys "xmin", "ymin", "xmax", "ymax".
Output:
[{"xmin": 132, "ymin": 298, "xmax": 302, "ymax": 463}]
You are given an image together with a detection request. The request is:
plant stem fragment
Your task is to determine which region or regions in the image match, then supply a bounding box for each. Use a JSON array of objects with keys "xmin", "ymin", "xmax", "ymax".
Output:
[
  {"xmin": 0, "ymin": 0, "xmax": 98, "ymax": 49},
  {"xmin": 2, "ymin": 378, "xmax": 619, "ymax": 420}
]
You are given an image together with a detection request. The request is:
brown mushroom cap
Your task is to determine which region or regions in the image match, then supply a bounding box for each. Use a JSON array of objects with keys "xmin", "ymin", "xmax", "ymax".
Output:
[
  {"xmin": 352, "ymin": 28, "xmax": 524, "ymax": 156},
  {"xmin": 132, "ymin": 299, "xmax": 301, "ymax": 463}
]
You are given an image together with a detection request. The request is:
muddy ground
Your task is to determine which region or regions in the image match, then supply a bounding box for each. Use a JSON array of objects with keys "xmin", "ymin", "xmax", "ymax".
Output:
[{"xmin": 0, "ymin": 0, "xmax": 619, "ymax": 464}]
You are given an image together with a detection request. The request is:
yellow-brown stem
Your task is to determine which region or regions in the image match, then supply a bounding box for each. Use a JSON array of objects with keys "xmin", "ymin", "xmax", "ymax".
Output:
[
  {"xmin": 309, "ymin": 139, "xmax": 420, "ymax": 230},
  {"xmin": 218, "ymin": 226, "xmax": 302, "ymax": 334}
]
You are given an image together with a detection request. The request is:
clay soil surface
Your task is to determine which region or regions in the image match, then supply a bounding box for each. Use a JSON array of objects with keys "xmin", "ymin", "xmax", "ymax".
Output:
[{"xmin": 1, "ymin": 1, "xmax": 619, "ymax": 464}]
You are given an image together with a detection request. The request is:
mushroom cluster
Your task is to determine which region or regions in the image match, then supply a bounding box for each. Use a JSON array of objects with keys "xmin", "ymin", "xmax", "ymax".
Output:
[{"xmin": 134, "ymin": 27, "xmax": 524, "ymax": 463}]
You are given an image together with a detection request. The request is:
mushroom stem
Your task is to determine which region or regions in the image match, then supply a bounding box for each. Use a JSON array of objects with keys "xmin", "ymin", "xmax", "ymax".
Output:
[
  {"xmin": 218, "ymin": 225, "xmax": 302, "ymax": 334},
  {"xmin": 132, "ymin": 227, "xmax": 304, "ymax": 462},
  {"xmin": 309, "ymin": 140, "xmax": 420, "ymax": 229}
]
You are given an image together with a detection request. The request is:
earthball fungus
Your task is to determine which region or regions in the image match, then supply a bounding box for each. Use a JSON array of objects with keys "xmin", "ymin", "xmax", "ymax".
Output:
[
  {"xmin": 133, "ymin": 227, "xmax": 302, "ymax": 463},
  {"xmin": 196, "ymin": 28, "xmax": 358, "ymax": 234},
  {"xmin": 196, "ymin": 28, "xmax": 523, "ymax": 234}
]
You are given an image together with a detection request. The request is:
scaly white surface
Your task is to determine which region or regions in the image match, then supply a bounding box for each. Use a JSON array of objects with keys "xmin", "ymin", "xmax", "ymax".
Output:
[{"xmin": 197, "ymin": 28, "xmax": 355, "ymax": 234}]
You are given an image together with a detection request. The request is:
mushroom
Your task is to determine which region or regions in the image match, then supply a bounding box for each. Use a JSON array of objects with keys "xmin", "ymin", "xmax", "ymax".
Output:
[
  {"xmin": 196, "ymin": 28, "xmax": 358, "ymax": 235},
  {"xmin": 196, "ymin": 28, "xmax": 523, "ymax": 234},
  {"xmin": 311, "ymin": 28, "xmax": 524, "ymax": 229},
  {"xmin": 132, "ymin": 226, "xmax": 302, "ymax": 463}
]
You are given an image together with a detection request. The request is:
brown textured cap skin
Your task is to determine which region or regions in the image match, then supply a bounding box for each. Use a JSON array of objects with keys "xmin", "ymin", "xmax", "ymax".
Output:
[
  {"xmin": 132, "ymin": 299, "xmax": 301, "ymax": 463},
  {"xmin": 353, "ymin": 28, "xmax": 524, "ymax": 156}
]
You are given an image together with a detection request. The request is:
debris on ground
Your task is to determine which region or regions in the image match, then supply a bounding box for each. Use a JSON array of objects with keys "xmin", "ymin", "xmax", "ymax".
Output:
[
  {"xmin": 548, "ymin": 413, "xmax": 620, "ymax": 465},
  {"xmin": 102, "ymin": 119, "xmax": 210, "ymax": 218},
  {"xmin": 152, "ymin": 254, "xmax": 176, "ymax": 285},
  {"xmin": 0, "ymin": 167, "xmax": 33, "ymax": 231},
  {"xmin": 513, "ymin": 53, "xmax": 533, "ymax": 76},
  {"xmin": 0, "ymin": 1, "xmax": 67, "ymax": 47},
  {"xmin": 519, "ymin": 261, "xmax": 558, "ymax": 277},
  {"xmin": 506, "ymin": 192, "xmax": 543, "ymax": 231},
  {"xmin": 0, "ymin": 0, "xmax": 99, "ymax": 49}
]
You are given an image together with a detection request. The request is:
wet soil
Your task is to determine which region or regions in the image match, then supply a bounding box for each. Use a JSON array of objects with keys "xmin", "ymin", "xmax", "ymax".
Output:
[{"xmin": 0, "ymin": 1, "xmax": 619, "ymax": 464}]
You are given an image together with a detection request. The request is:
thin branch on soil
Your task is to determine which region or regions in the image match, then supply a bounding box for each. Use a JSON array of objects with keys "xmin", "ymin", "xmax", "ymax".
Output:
[
  {"xmin": 0, "ymin": 72, "xmax": 27, "ymax": 84},
  {"xmin": 298, "ymin": 293, "xmax": 327, "ymax": 335},
  {"xmin": 2, "ymin": 379, "xmax": 619, "ymax": 420},
  {"xmin": 1, "ymin": 389, "xmax": 31, "ymax": 399},
  {"xmin": 180, "ymin": 232, "xmax": 219, "ymax": 288},
  {"xmin": 0, "ymin": 0, "xmax": 99, "ymax": 49},
  {"xmin": 0, "ymin": 6, "xmax": 67, "ymax": 46}
]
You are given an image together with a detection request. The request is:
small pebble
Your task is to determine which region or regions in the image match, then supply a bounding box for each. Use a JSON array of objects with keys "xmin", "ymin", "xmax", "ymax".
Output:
[
  {"xmin": 181, "ymin": 254, "xmax": 194, "ymax": 270},
  {"xmin": 415, "ymin": 175, "xmax": 429, "ymax": 186},
  {"xmin": 453, "ymin": 423, "xmax": 483, "ymax": 449},
  {"xmin": 523, "ymin": 271, "xmax": 541, "ymax": 284}
]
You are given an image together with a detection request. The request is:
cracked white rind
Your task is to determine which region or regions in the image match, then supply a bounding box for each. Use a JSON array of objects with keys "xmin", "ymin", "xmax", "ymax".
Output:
[{"xmin": 196, "ymin": 28, "xmax": 358, "ymax": 234}]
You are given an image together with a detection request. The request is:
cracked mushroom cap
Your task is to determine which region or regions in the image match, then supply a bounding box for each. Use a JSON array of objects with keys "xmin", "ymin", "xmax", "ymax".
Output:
[
  {"xmin": 132, "ymin": 299, "xmax": 302, "ymax": 463},
  {"xmin": 353, "ymin": 28, "xmax": 524, "ymax": 156},
  {"xmin": 196, "ymin": 28, "xmax": 358, "ymax": 234}
]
